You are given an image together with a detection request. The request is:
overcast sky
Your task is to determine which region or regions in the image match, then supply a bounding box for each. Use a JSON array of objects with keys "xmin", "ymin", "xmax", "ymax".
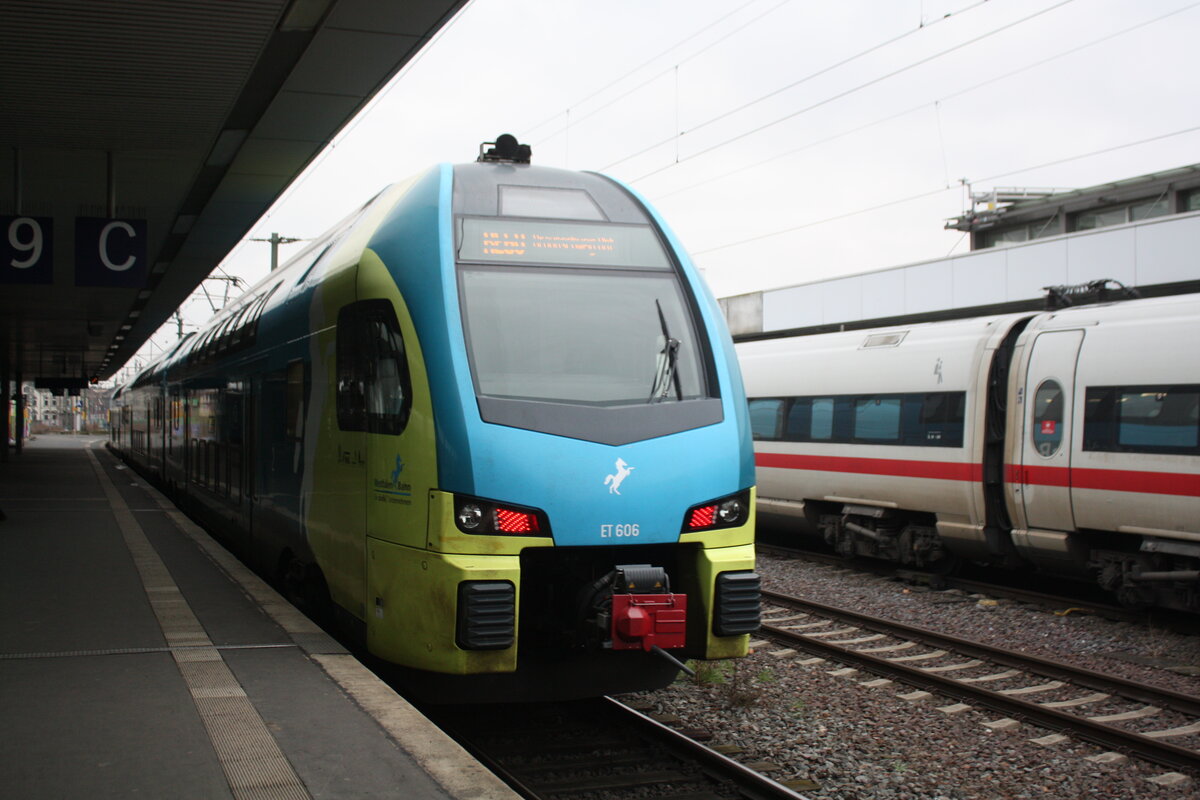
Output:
[{"xmin": 147, "ymin": 0, "xmax": 1200, "ymax": 361}]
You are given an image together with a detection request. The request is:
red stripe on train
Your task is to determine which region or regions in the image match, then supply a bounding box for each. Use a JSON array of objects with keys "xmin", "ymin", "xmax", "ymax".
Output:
[
  {"xmin": 757, "ymin": 453, "xmax": 1200, "ymax": 498},
  {"xmin": 1014, "ymin": 465, "xmax": 1200, "ymax": 497},
  {"xmin": 754, "ymin": 452, "xmax": 982, "ymax": 482}
]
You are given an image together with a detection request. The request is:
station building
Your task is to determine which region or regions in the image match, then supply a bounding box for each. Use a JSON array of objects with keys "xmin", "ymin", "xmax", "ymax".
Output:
[{"xmin": 719, "ymin": 163, "xmax": 1200, "ymax": 338}]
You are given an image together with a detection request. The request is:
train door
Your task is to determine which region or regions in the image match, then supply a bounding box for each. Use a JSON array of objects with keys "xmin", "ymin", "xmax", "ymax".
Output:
[
  {"xmin": 224, "ymin": 384, "xmax": 250, "ymax": 533},
  {"xmin": 360, "ymin": 299, "xmax": 424, "ymax": 549},
  {"xmin": 157, "ymin": 393, "xmax": 167, "ymax": 475},
  {"xmin": 183, "ymin": 390, "xmax": 192, "ymax": 487},
  {"xmin": 1018, "ymin": 330, "xmax": 1083, "ymax": 531},
  {"xmin": 242, "ymin": 380, "xmax": 256, "ymax": 540},
  {"xmin": 245, "ymin": 369, "xmax": 274, "ymax": 551},
  {"xmin": 313, "ymin": 310, "xmax": 368, "ymax": 619}
]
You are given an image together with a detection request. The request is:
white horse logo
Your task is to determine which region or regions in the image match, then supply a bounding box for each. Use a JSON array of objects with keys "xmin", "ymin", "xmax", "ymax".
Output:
[{"xmin": 604, "ymin": 458, "xmax": 635, "ymax": 495}]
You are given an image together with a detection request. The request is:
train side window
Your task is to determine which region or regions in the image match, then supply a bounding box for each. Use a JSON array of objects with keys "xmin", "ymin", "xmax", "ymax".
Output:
[
  {"xmin": 783, "ymin": 398, "xmax": 811, "ymax": 440},
  {"xmin": 286, "ymin": 361, "xmax": 305, "ymax": 440},
  {"xmin": 1031, "ymin": 380, "xmax": 1064, "ymax": 457},
  {"xmin": 1084, "ymin": 384, "xmax": 1200, "ymax": 455},
  {"xmin": 337, "ymin": 306, "xmax": 368, "ymax": 432},
  {"xmin": 748, "ymin": 398, "xmax": 783, "ymax": 441},
  {"xmin": 810, "ymin": 398, "xmax": 835, "ymax": 440},
  {"xmin": 1119, "ymin": 388, "xmax": 1199, "ymax": 450},
  {"xmin": 365, "ymin": 306, "xmax": 413, "ymax": 435},
  {"xmin": 338, "ymin": 300, "xmax": 412, "ymax": 435},
  {"xmin": 911, "ymin": 391, "xmax": 965, "ymax": 447},
  {"xmin": 853, "ymin": 396, "xmax": 901, "ymax": 442}
]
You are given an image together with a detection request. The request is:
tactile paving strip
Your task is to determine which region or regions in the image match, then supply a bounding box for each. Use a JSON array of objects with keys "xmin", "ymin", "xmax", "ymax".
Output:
[{"xmin": 87, "ymin": 447, "xmax": 311, "ymax": 800}]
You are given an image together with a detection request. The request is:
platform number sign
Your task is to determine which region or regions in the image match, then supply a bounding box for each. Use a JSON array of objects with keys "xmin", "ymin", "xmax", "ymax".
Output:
[
  {"xmin": 75, "ymin": 217, "xmax": 148, "ymax": 287},
  {"xmin": 1, "ymin": 216, "xmax": 54, "ymax": 284}
]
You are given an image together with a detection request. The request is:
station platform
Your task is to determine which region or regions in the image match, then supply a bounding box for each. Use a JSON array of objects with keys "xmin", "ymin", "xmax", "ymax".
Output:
[{"xmin": 0, "ymin": 435, "xmax": 517, "ymax": 800}]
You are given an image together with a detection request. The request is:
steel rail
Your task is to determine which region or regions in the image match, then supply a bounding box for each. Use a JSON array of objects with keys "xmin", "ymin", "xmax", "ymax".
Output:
[
  {"xmin": 759, "ymin": 596, "xmax": 1200, "ymax": 773},
  {"xmin": 762, "ymin": 590, "xmax": 1200, "ymax": 717},
  {"xmin": 603, "ymin": 696, "xmax": 811, "ymax": 800},
  {"xmin": 426, "ymin": 696, "xmax": 811, "ymax": 800},
  {"xmin": 756, "ymin": 542, "xmax": 1181, "ymax": 625}
]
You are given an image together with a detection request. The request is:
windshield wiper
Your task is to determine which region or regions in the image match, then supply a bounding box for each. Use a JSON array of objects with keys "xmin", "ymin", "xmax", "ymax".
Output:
[{"xmin": 648, "ymin": 299, "xmax": 682, "ymax": 403}]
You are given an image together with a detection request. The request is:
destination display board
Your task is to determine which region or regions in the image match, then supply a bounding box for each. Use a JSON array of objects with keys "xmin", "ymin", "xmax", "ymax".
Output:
[{"xmin": 459, "ymin": 218, "xmax": 669, "ymax": 269}]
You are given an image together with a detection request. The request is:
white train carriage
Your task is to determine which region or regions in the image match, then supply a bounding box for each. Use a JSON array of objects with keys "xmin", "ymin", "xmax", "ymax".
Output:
[
  {"xmin": 739, "ymin": 292, "xmax": 1200, "ymax": 609},
  {"xmin": 1004, "ymin": 294, "xmax": 1200, "ymax": 605}
]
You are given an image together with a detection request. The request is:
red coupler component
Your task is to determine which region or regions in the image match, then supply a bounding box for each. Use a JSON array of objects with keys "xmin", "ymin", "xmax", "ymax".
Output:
[{"xmin": 611, "ymin": 593, "xmax": 688, "ymax": 651}]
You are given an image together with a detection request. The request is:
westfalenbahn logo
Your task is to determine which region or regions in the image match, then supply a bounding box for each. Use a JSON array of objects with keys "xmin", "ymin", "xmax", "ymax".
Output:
[
  {"xmin": 374, "ymin": 455, "xmax": 412, "ymax": 504},
  {"xmin": 604, "ymin": 457, "xmax": 634, "ymax": 495}
]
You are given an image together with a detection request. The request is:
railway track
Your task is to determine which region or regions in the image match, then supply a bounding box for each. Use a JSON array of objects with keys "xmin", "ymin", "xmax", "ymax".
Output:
[
  {"xmin": 755, "ymin": 542, "xmax": 1181, "ymax": 626},
  {"xmin": 424, "ymin": 696, "xmax": 809, "ymax": 800},
  {"xmin": 757, "ymin": 589, "xmax": 1200, "ymax": 778}
]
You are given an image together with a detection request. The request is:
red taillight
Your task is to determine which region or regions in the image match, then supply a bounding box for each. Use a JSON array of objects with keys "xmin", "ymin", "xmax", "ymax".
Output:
[
  {"xmin": 453, "ymin": 494, "xmax": 549, "ymax": 536},
  {"xmin": 688, "ymin": 505, "xmax": 717, "ymax": 528},
  {"xmin": 495, "ymin": 507, "xmax": 539, "ymax": 534}
]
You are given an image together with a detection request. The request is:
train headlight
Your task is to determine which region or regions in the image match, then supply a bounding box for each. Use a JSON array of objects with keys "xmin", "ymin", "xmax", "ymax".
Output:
[
  {"xmin": 682, "ymin": 489, "xmax": 751, "ymax": 533},
  {"xmin": 453, "ymin": 494, "xmax": 549, "ymax": 536},
  {"xmin": 456, "ymin": 503, "xmax": 485, "ymax": 531},
  {"xmin": 718, "ymin": 497, "xmax": 745, "ymax": 525}
]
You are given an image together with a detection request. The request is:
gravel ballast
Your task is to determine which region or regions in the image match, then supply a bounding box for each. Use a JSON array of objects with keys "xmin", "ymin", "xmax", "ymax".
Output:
[{"xmin": 629, "ymin": 549, "xmax": 1200, "ymax": 799}]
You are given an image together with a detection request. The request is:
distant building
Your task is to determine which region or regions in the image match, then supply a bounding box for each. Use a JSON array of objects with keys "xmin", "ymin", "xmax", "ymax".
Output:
[
  {"xmin": 22, "ymin": 383, "xmax": 112, "ymax": 434},
  {"xmin": 720, "ymin": 164, "xmax": 1200, "ymax": 339},
  {"xmin": 947, "ymin": 163, "xmax": 1200, "ymax": 250}
]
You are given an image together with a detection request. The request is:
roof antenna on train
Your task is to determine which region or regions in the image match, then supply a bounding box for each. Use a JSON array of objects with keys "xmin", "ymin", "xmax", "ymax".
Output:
[{"xmin": 478, "ymin": 134, "xmax": 532, "ymax": 164}]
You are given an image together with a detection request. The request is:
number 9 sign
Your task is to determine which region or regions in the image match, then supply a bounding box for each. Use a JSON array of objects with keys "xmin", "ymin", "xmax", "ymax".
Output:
[{"xmin": 1, "ymin": 216, "xmax": 53, "ymax": 284}]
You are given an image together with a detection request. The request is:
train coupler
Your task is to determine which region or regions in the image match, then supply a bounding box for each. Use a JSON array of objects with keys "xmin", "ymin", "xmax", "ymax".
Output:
[{"xmin": 608, "ymin": 564, "xmax": 692, "ymax": 676}]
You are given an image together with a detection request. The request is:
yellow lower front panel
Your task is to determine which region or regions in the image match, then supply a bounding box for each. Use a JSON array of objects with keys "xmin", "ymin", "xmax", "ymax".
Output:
[
  {"xmin": 366, "ymin": 537, "xmax": 519, "ymax": 674},
  {"xmin": 689, "ymin": 541, "xmax": 757, "ymax": 660}
]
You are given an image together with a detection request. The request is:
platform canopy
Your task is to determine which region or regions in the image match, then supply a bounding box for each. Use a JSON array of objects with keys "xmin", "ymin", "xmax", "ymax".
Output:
[{"xmin": 0, "ymin": 0, "xmax": 466, "ymax": 386}]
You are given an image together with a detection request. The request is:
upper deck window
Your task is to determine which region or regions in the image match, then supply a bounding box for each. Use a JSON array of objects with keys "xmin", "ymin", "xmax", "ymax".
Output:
[{"xmin": 499, "ymin": 186, "xmax": 605, "ymax": 220}]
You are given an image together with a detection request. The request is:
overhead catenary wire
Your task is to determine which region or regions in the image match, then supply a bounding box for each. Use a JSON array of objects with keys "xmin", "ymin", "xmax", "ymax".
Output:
[
  {"xmin": 691, "ymin": 121, "xmax": 1200, "ymax": 257},
  {"xmin": 536, "ymin": 0, "xmax": 989, "ymax": 164},
  {"xmin": 650, "ymin": 0, "xmax": 989, "ymax": 154},
  {"xmin": 604, "ymin": 0, "xmax": 1078, "ymax": 176},
  {"xmin": 525, "ymin": 0, "xmax": 781, "ymax": 142},
  {"xmin": 644, "ymin": 0, "xmax": 1200, "ymax": 199}
]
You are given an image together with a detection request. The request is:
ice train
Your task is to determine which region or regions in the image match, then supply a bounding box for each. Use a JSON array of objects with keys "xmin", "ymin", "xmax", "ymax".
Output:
[{"xmin": 738, "ymin": 291, "xmax": 1200, "ymax": 610}]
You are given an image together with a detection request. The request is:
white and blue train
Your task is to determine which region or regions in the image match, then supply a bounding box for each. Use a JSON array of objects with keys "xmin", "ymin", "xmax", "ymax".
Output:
[{"xmin": 110, "ymin": 136, "xmax": 760, "ymax": 701}]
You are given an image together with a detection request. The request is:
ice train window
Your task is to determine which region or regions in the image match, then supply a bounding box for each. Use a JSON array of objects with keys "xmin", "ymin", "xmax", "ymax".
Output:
[
  {"xmin": 1084, "ymin": 384, "xmax": 1200, "ymax": 455},
  {"xmin": 853, "ymin": 397, "xmax": 901, "ymax": 442},
  {"xmin": 1032, "ymin": 380, "xmax": 1064, "ymax": 457},
  {"xmin": 748, "ymin": 399, "xmax": 783, "ymax": 440},
  {"xmin": 810, "ymin": 398, "xmax": 834, "ymax": 440}
]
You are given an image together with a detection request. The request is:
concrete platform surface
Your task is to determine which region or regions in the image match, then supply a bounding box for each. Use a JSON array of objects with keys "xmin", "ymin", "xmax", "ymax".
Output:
[{"xmin": 0, "ymin": 434, "xmax": 517, "ymax": 800}]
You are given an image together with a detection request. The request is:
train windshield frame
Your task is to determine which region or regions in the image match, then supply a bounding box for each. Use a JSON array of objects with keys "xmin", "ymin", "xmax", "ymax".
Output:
[{"xmin": 455, "ymin": 216, "xmax": 722, "ymax": 446}]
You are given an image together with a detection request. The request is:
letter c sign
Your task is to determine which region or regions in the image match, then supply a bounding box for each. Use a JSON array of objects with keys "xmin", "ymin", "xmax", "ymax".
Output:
[
  {"xmin": 99, "ymin": 221, "xmax": 137, "ymax": 271},
  {"xmin": 75, "ymin": 217, "xmax": 148, "ymax": 287}
]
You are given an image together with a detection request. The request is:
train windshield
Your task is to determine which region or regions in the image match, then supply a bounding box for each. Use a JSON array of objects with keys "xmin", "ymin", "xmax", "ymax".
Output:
[
  {"xmin": 454, "ymin": 209, "xmax": 723, "ymax": 445},
  {"xmin": 459, "ymin": 264, "xmax": 707, "ymax": 405}
]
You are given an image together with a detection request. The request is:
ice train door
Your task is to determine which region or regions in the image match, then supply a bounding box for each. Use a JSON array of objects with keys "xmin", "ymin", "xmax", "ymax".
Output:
[{"xmin": 1017, "ymin": 330, "xmax": 1084, "ymax": 532}]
